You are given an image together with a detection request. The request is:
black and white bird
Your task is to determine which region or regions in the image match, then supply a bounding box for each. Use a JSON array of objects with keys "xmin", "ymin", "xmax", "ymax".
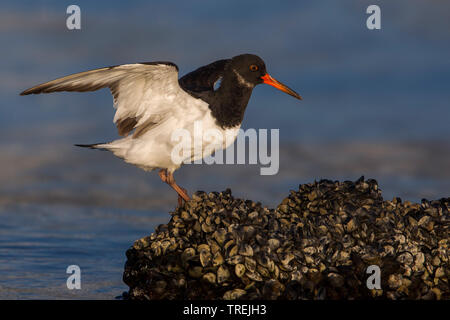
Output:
[{"xmin": 21, "ymin": 54, "xmax": 301, "ymax": 205}]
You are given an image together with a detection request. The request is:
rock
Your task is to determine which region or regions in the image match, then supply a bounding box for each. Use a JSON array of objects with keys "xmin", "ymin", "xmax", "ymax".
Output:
[{"xmin": 123, "ymin": 177, "xmax": 449, "ymax": 300}]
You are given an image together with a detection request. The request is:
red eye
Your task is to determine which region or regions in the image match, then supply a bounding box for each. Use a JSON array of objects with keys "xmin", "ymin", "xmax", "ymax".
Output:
[{"xmin": 249, "ymin": 64, "xmax": 258, "ymax": 71}]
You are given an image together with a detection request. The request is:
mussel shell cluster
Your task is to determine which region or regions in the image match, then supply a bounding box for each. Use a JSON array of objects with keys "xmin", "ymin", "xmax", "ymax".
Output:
[{"xmin": 123, "ymin": 177, "xmax": 449, "ymax": 300}]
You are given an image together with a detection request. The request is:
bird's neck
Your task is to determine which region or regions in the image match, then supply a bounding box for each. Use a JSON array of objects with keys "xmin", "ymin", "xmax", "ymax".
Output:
[{"xmin": 209, "ymin": 72, "xmax": 254, "ymax": 129}]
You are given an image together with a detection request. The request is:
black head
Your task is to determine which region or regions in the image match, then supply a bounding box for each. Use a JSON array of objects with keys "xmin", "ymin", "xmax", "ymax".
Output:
[
  {"xmin": 228, "ymin": 54, "xmax": 267, "ymax": 86},
  {"xmin": 228, "ymin": 53, "xmax": 302, "ymax": 100}
]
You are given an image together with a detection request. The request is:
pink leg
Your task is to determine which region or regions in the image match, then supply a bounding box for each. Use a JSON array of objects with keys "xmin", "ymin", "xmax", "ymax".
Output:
[{"xmin": 158, "ymin": 169, "xmax": 190, "ymax": 204}]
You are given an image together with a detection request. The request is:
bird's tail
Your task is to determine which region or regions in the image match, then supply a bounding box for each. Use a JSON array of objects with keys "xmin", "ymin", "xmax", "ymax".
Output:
[
  {"xmin": 74, "ymin": 142, "xmax": 108, "ymax": 151},
  {"xmin": 75, "ymin": 140, "xmax": 129, "ymax": 159}
]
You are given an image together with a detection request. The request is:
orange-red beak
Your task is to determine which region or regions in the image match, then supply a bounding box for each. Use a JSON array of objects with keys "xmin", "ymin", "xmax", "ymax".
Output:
[{"xmin": 261, "ymin": 74, "xmax": 302, "ymax": 100}]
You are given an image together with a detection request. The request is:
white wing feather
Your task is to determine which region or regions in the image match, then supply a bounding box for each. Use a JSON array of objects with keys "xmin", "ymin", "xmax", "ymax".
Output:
[{"xmin": 21, "ymin": 63, "xmax": 181, "ymax": 134}]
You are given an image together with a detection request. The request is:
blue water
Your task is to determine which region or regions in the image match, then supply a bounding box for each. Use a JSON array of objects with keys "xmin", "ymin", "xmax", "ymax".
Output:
[{"xmin": 0, "ymin": 0, "xmax": 449, "ymax": 298}]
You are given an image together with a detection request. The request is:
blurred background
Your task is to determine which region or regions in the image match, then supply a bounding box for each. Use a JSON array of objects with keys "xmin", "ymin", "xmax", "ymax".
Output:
[{"xmin": 0, "ymin": 0, "xmax": 449, "ymax": 299}]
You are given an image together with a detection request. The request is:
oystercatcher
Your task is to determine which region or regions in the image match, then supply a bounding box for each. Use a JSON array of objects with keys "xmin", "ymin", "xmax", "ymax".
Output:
[{"xmin": 21, "ymin": 54, "xmax": 301, "ymax": 205}]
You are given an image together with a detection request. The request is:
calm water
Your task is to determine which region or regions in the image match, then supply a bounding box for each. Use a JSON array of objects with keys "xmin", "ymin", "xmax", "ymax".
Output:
[{"xmin": 1, "ymin": 0, "xmax": 449, "ymax": 299}]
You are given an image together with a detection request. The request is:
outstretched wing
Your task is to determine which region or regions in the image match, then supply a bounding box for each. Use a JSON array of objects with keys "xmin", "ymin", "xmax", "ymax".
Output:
[{"xmin": 20, "ymin": 62, "xmax": 182, "ymax": 137}]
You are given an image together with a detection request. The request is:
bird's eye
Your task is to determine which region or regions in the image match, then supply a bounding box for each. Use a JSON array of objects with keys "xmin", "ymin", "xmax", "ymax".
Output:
[{"xmin": 249, "ymin": 64, "xmax": 258, "ymax": 72}]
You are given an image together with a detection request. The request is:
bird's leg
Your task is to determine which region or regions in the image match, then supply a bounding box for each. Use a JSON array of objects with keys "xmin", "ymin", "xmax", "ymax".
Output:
[
  {"xmin": 158, "ymin": 169, "xmax": 190, "ymax": 204},
  {"xmin": 177, "ymin": 187, "xmax": 189, "ymax": 207},
  {"xmin": 167, "ymin": 171, "xmax": 190, "ymax": 204}
]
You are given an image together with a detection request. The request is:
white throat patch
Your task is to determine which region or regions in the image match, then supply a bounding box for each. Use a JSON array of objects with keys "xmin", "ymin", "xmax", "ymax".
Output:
[{"xmin": 232, "ymin": 69, "xmax": 254, "ymax": 88}]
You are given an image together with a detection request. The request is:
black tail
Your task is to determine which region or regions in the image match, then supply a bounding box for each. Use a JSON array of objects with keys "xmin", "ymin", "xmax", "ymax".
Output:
[{"xmin": 74, "ymin": 143, "xmax": 107, "ymax": 151}]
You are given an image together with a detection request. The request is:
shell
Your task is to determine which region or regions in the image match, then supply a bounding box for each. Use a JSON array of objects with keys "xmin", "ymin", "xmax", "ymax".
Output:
[
  {"xmin": 203, "ymin": 272, "xmax": 216, "ymax": 284},
  {"xmin": 235, "ymin": 264, "xmax": 246, "ymax": 277},
  {"xmin": 223, "ymin": 289, "xmax": 246, "ymax": 300},
  {"xmin": 217, "ymin": 265, "xmax": 230, "ymax": 284},
  {"xmin": 212, "ymin": 252, "xmax": 224, "ymax": 266},
  {"xmin": 200, "ymin": 250, "xmax": 212, "ymax": 267}
]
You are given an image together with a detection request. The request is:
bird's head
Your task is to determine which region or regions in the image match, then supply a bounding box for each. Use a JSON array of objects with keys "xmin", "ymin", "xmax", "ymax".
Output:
[{"xmin": 229, "ymin": 54, "xmax": 302, "ymax": 100}]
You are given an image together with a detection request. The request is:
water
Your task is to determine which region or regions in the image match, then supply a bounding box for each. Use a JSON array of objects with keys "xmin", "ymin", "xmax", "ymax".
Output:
[
  {"xmin": 0, "ymin": 0, "xmax": 449, "ymax": 299},
  {"xmin": 0, "ymin": 203, "xmax": 167, "ymax": 299}
]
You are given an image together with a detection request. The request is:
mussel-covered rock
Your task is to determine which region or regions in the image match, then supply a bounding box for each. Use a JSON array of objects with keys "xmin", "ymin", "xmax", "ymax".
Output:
[{"xmin": 123, "ymin": 177, "xmax": 449, "ymax": 300}]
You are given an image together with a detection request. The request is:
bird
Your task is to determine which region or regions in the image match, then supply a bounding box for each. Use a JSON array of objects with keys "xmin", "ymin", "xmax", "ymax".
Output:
[{"xmin": 20, "ymin": 53, "xmax": 302, "ymax": 206}]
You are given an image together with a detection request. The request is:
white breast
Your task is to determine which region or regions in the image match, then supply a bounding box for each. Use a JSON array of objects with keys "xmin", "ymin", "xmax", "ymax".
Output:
[{"xmin": 189, "ymin": 114, "xmax": 240, "ymax": 163}]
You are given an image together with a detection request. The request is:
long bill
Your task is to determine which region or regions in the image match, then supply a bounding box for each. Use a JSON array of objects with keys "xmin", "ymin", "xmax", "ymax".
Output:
[{"xmin": 261, "ymin": 74, "xmax": 302, "ymax": 100}]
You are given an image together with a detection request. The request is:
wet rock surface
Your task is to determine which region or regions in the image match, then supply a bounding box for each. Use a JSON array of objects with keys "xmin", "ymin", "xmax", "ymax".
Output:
[{"xmin": 123, "ymin": 177, "xmax": 449, "ymax": 300}]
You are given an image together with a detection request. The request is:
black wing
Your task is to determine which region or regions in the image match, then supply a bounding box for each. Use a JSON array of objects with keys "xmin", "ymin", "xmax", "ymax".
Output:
[{"xmin": 179, "ymin": 59, "xmax": 229, "ymax": 93}]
